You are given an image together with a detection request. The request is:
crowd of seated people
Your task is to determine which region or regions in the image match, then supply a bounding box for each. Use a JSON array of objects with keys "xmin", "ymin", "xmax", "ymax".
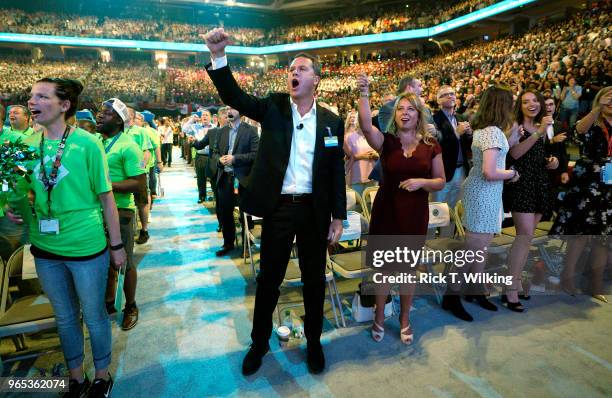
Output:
[
  {"xmin": 0, "ymin": 5, "xmax": 608, "ymax": 125},
  {"xmin": 0, "ymin": 0, "xmax": 498, "ymax": 46}
]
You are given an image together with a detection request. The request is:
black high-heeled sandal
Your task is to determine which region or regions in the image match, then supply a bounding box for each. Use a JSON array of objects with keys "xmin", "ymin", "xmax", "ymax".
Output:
[
  {"xmin": 518, "ymin": 292, "xmax": 531, "ymax": 300},
  {"xmin": 501, "ymin": 294, "xmax": 524, "ymax": 313}
]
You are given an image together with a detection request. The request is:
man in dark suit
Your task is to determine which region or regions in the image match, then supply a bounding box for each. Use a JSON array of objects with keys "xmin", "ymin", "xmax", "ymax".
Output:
[
  {"xmin": 432, "ymin": 85, "xmax": 472, "ymax": 209},
  {"xmin": 193, "ymin": 107, "xmax": 228, "ymax": 232},
  {"xmin": 214, "ymin": 106, "xmax": 259, "ymax": 255},
  {"xmin": 205, "ymin": 28, "xmax": 346, "ymax": 376}
]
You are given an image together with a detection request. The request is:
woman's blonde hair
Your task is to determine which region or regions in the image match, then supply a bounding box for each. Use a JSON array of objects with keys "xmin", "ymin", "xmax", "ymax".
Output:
[
  {"xmin": 386, "ymin": 92, "xmax": 435, "ymax": 145},
  {"xmin": 344, "ymin": 109, "xmax": 359, "ymax": 133},
  {"xmin": 593, "ymin": 86, "xmax": 612, "ymax": 114}
]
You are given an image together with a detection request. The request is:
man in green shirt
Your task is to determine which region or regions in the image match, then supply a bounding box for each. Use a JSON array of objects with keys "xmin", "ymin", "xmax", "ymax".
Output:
[
  {"xmin": 125, "ymin": 107, "xmax": 156, "ymax": 244},
  {"xmin": 135, "ymin": 111, "xmax": 163, "ymax": 199},
  {"xmin": 97, "ymin": 98, "xmax": 146, "ymax": 331},
  {"xmin": 7, "ymin": 105, "xmax": 35, "ymax": 137}
]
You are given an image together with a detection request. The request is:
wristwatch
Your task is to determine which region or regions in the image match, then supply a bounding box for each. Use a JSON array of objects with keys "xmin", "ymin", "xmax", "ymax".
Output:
[{"xmin": 110, "ymin": 243, "xmax": 125, "ymax": 251}]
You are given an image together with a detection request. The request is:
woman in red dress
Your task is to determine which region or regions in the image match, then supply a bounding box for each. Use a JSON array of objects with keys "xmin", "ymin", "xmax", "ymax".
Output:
[{"xmin": 357, "ymin": 74, "xmax": 445, "ymax": 344}]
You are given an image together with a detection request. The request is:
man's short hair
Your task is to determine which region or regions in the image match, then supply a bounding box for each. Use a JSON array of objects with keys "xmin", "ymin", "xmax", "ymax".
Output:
[
  {"xmin": 437, "ymin": 85, "xmax": 454, "ymax": 98},
  {"xmin": 291, "ymin": 52, "xmax": 321, "ymax": 77},
  {"xmin": 397, "ymin": 75, "xmax": 417, "ymax": 95}
]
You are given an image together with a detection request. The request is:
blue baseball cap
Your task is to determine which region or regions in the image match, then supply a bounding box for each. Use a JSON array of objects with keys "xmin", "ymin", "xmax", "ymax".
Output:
[{"xmin": 76, "ymin": 109, "xmax": 96, "ymax": 124}]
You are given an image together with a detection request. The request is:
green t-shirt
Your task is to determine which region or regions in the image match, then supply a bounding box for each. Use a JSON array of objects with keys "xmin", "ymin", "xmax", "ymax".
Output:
[
  {"xmin": 0, "ymin": 127, "xmax": 26, "ymax": 143},
  {"xmin": 102, "ymin": 132, "xmax": 145, "ymax": 210},
  {"xmin": 22, "ymin": 128, "xmax": 112, "ymax": 256},
  {"xmin": 125, "ymin": 125, "xmax": 153, "ymax": 152},
  {"xmin": 143, "ymin": 126, "xmax": 160, "ymax": 169}
]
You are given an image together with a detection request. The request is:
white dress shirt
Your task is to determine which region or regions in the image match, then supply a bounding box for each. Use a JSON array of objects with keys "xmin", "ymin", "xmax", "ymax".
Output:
[{"xmin": 211, "ymin": 55, "xmax": 317, "ymax": 194}]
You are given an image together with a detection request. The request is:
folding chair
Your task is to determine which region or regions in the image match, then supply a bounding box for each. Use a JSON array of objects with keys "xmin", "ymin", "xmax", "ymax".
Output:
[
  {"xmin": 243, "ymin": 212, "xmax": 263, "ymax": 280},
  {"xmin": 362, "ymin": 186, "xmax": 379, "ymax": 220},
  {"xmin": 423, "ymin": 202, "xmax": 465, "ymax": 304},
  {"xmin": 0, "ymin": 246, "xmax": 56, "ymax": 368},
  {"xmin": 276, "ymin": 255, "xmax": 346, "ymax": 329}
]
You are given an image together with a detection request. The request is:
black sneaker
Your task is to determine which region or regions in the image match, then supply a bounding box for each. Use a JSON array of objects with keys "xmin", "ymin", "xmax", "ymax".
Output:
[
  {"xmin": 87, "ymin": 374, "xmax": 113, "ymax": 398},
  {"xmin": 60, "ymin": 376, "xmax": 90, "ymax": 398},
  {"xmin": 135, "ymin": 230, "xmax": 149, "ymax": 245}
]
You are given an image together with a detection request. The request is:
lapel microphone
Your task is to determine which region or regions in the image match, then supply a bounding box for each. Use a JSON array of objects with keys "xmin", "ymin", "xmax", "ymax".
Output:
[{"xmin": 296, "ymin": 123, "xmax": 304, "ymax": 130}]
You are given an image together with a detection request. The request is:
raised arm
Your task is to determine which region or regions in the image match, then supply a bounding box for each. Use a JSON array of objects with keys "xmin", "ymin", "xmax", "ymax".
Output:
[
  {"xmin": 204, "ymin": 28, "xmax": 269, "ymax": 123},
  {"xmin": 509, "ymin": 115, "xmax": 553, "ymax": 160},
  {"xmin": 356, "ymin": 74, "xmax": 384, "ymax": 152}
]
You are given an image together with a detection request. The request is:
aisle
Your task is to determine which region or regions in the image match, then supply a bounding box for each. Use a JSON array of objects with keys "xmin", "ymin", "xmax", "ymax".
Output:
[{"xmin": 1, "ymin": 148, "xmax": 611, "ymax": 397}]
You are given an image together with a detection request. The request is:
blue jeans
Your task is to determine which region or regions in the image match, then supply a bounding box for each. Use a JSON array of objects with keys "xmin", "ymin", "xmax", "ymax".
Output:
[
  {"xmin": 35, "ymin": 250, "xmax": 112, "ymax": 370},
  {"xmin": 558, "ymin": 106, "xmax": 579, "ymax": 131},
  {"xmin": 434, "ymin": 166, "xmax": 465, "ymax": 210}
]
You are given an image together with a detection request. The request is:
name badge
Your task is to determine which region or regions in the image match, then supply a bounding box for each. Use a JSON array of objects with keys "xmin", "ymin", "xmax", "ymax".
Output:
[
  {"xmin": 39, "ymin": 218, "xmax": 60, "ymax": 234},
  {"xmin": 324, "ymin": 136, "xmax": 338, "ymax": 147},
  {"xmin": 602, "ymin": 162, "xmax": 612, "ymax": 185}
]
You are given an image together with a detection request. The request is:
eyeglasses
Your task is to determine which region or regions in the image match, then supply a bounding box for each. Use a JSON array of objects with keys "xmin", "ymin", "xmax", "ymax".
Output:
[{"xmin": 439, "ymin": 92, "xmax": 456, "ymax": 98}]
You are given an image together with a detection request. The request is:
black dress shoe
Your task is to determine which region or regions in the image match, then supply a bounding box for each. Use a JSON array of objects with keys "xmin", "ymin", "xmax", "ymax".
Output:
[
  {"xmin": 215, "ymin": 246, "xmax": 234, "ymax": 257},
  {"xmin": 242, "ymin": 344, "xmax": 269, "ymax": 376},
  {"xmin": 216, "ymin": 225, "xmax": 222, "ymax": 232},
  {"xmin": 465, "ymin": 294, "xmax": 498, "ymax": 311},
  {"xmin": 197, "ymin": 198, "xmax": 204, "ymax": 204},
  {"xmin": 441, "ymin": 292, "xmax": 473, "ymax": 322},
  {"xmin": 306, "ymin": 342, "xmax": 325, "ymax": 374}
]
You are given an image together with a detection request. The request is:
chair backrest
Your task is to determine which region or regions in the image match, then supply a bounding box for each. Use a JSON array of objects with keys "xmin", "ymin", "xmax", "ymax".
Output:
[
  {"xmin": 0, "ymin": 247, "xmax": 20, "ymax": 317},
  {"xmin": 6, "ymin": 245, "xmax": 24, "ymax": 278},
  {"xmin": 454, "ymin": 200, "xmax": 466, "ymax": 238},
  {"xmin": 346, "ymin": 188, "xmax": 368, "ymax": 217},
  {"xmin": 0, "ymin": 257, "xmax": 5, "ymax": 315},
  {"xmin": 362, "ymin": 186, "xmax": 379, "ymax": 219}
]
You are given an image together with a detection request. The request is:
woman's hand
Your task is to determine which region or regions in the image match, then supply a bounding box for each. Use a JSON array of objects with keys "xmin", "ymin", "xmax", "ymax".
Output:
[
  {"xmin": 4, "ymin": 208, "xmax": 23, "ymax": 224},
  {"xmin": 110, "ymin": 247, "xmax": 127, "ymax": 270},
  {"xmin": 552, "ymin": 133, "xmax": 567, "ymax": 143},
  {"xmin": 399, "ymin": 178, "xmax": 424, "ymax": 192},
  {"xmin": 537, "ymin": 115, "xmax": 554, "ymax": 136},
  {"xmin": 509, "ymin": 170, "xmax": 520, "ymax": 183},
  {"xmin": 356, "ymin": 74, "xmax": 370, "ymax": 95},
  {"xmin": 546, "ymin": 156, "xmax": 559, "ymax": 170}
]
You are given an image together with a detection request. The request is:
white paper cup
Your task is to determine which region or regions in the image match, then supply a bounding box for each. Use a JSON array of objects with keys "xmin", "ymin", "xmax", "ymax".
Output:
[{"xmin": 277, "ymin": 326, "xmax": 290, "ymax": 347}]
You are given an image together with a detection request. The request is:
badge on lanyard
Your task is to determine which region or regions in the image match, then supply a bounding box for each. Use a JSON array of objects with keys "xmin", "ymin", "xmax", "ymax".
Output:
[
  {"xmin": 39, "ymin": 218, "xmax": 60, "ymax": 234},
  {"xmin": 324, "ymin": 126, "xmax": 338, "ymax": 147},
  {"xmin": 602, "ymin": 162, "xmax": 612, "ymax": 185}
]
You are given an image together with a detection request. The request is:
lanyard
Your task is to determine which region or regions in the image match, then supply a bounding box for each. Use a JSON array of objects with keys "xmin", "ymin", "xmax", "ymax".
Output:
[
  {"xmin": 104, "ymin": 133, "xmax": 122, "ymax": 154},
  {"xmin": 39, "ymin": 126, "xmax": 70, "ymax": 218}
]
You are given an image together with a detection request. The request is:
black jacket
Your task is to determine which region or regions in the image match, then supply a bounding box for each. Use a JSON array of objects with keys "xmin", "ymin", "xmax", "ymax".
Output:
[
  {"xmin": 216, "ymin": 122, "xmax": 259, "ymax": 185},
  {"xmin": 193, "ymin": 127, "xmax": 222, "ymax": 178},
  {"xmin": 206, "ymin": 64, "xmax": 347, "ymax": 237},
  {"xmin": 433, "ymin": 109, "xmax": 472, "ymax": 182}
]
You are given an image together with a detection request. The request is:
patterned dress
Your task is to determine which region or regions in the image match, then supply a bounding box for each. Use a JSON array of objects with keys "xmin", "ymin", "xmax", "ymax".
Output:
[
  {"xmin": 551, "ymin": 120, "xmax": 611, "ymax": 238},
  {"xmin": 503, "ymin": 129, "xmax": 552, "ymax": 215},
  {"xmin": 463, "ymin": 126, "xmax": 509, "ymax": 233}
]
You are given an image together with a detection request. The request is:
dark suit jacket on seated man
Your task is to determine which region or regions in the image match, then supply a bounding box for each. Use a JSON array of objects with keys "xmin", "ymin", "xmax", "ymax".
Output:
[{"xmin": 204, "ymin": 27, "xmax": 346, "ymax": 376}]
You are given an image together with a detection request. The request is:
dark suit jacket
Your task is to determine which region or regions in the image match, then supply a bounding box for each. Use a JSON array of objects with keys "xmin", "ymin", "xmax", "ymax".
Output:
[
  {"xmin": 216, "ymin": 122, "xmax": 259, "ymax": 185},
  {"xmin": 206, "ymin": 64, "xmax": 347, "ymax": 237},
  {"xmin": 433, "ymin": 109, "xmax": 472, "ymax": 182},
  {"xmin": 193, "ymin": 127, "xmax": 222, "ymax": 178}
]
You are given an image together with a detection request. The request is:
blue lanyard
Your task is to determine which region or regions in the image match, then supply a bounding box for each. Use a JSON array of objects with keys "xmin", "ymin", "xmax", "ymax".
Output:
[{"xmin": 104, "ymin": 133, "xmax": 122, "ymax": 154}]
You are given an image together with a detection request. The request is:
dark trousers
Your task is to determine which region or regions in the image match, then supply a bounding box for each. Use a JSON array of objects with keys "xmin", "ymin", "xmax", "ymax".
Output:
[
  {"xmin": 251, "ymin": 199, "xmax": 327, "ymax": 347},
  {"xmin": 211, "ymin": 175, "xmax": 222, "ymax": 227},
  {"xmin": 182, "ymin": 141, "xmax": 192, "ymax": 164},
  {"xmin": 217, "ymin": 172, "xmax": 238, "ymax": 247},
  {"xmin": 148, "ymin": 167, "xmax": 157, "ymax": 196},
  {"xmin": 195, "ymin": 154, "xmax": 209, "ymax": 200},
  {"xmin": 161, "ymin": 143, "xmax": 173, "ymax": 166}
]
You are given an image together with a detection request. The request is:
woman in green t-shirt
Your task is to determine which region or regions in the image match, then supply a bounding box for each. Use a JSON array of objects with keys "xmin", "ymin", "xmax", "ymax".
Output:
[{"xmin": 6, "ymin": 78, "xmax": 124, "ymax": 397}]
